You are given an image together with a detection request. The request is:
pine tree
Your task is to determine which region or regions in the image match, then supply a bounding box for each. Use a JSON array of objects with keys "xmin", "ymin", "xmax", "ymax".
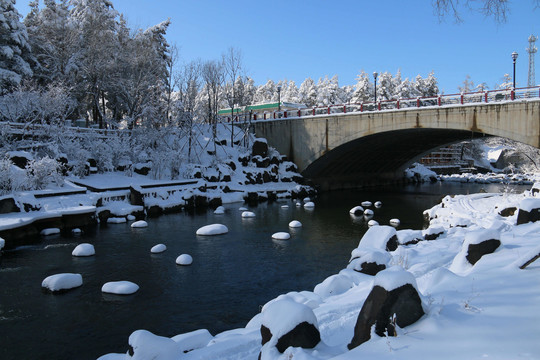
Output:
[
  {"xmin": 351, "ymin": 71, "xmax": 372, "ymax": 103},
  {"xmin": 0, "ymin": 0, "xmax": 33, "ymax": 94}
]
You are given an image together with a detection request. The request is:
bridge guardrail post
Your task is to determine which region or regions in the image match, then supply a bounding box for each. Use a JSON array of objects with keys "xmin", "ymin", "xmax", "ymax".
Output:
[
  {"xmin": 416, "ymin": 97, "xmax": 420, "ymax": 108},
  {"xmin": 437, "ymin": 95, "xmax": 441, "ymax": 106},
  {"xmin": 377, "ymin": 101, "xmax": 381, "ymax": 111},
  {"xmin": 284, "ymin": 111, "xmax": 287, "ymax": 118},
  {"xmin": 298, "ymin": 110, "xmax": 301, "ymax": 117},
  {"xmin": 327, "ymin": 107, "xmax": 330, "ymax": 114},
  {"xmin": 312, "ymin": 108, "xmax": 315, "ymax": 116},
  {"xmin": 344, "ymin": 105, "xmax": 347, "ymax": 113},
  {"xmin": 397, "ymin": 99, "xmax": 400, "ymax": 109},
  {"xmin": 360, "ymin": 103, "xmax": 363, "ymax": 112},
  {"xmin": 511, "ymin": 89, "xmax": 515, "ymax": 100},
  {"xmin": 460, "ymin": 93, "xmax": 464, "ymax": 104},
  {"xmin": 484, "ymin": 91, "xmax": 488, "ymax": 103}
]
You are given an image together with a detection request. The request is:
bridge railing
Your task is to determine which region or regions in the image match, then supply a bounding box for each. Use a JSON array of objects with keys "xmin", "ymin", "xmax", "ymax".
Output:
[{"xmin": 240, "ymin": 85, "xmax": 540, "ymax": 122}]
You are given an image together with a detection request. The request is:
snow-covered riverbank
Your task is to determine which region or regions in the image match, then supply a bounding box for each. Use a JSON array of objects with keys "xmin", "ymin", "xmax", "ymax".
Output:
[{"xmin": 98, "ymin": 184, "xmax": 540, "ymax": 360}]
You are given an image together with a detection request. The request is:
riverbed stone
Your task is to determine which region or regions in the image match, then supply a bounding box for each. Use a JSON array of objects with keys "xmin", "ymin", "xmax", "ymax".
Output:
[
  {"xmin": 0, "ymin": 196, "xmax": 20, "ymax": 214},
  {"xmin": 466, "ymin": 239, "xmax": 501, "ymax": 265},
  {"xmin": 252, "ymin": 139, "xmax": 268, "ymax": 157}
]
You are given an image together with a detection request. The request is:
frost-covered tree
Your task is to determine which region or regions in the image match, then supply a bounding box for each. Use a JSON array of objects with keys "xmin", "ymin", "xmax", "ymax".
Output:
[
  {"xmin": 496, "ymin": 73, "xmax": 513, "ymax": 89},
  {"xmin": 282, "ymin": 80, "xmax": 300, "ymax": 103},
  {"xmin": 351, "ymin": 71, "xmax": 372, "ymax": 103},
  {"xmin": 254, "ymin": 79, "xmax": 277, "ymax": 103},
  {"xmin": 376, "ymin": 71, "xmax": 394, "ymax": 101},
  {"xmin": 0, "ymin": 0, "xmax": 33, "ymax": 94},
  {"xmin": 458, "ymin": 74, "xmax": 475, "ymax": 93},
  {"xmin": 414, "ymin": 71, "xmax": 439, "ymax": 97},
  {"xmin": 298, "ymin": 77, "xmax": 317, "ymax": 107}
]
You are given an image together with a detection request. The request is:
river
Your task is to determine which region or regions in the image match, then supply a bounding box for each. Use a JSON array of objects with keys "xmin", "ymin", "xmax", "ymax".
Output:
[{"xmin": 0, "ymin": 181, "xmax": 528, "ymax": 359}]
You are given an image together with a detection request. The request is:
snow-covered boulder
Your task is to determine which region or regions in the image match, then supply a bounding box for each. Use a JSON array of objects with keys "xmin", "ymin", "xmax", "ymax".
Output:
[
  {"xmin": 313, "ymin": 273, "xmax": 355, "ymax": 298},
  {"xmin": 348, "ymin": 267, "xmax": 424, "ymax": 349},
  {"xmin": 252, "ymin": 138, "xmax": 268, "ymax": 157},
  {"xmin": 389, "ymin": 218, "xmax": 400, "ymax": 227},
  {"xmin": 40, "ymin": 228, "xmax": 60, "ymax": 236},
  {"xmin": 374, "ymin": 201, "xmax": 382, "ymax": 208},
  {"xmin": 348, "ymin": 247, "xmax": 391, "ymax": 275},
  {"xmin": 359, "ymin": 225, "xmax": 398, "ymax": 251},
  {"xmin": 451, "ymin": 228, "xmax": 501, "ymax": 271},
  {"xmin": 241, "ymin": 211, "xmax": 256, "ymax": 218},
  {"xmin": 128, "ymin": 329, "xmax": 181, "ymax": 360},
  {"xmin": 151, "ymin": 244, "xmax": 167, "ymax": 254},
  {"xmin": 72, "ymin": 228, "xmax": 82, "ymax": 235},
  {"xmin": 397, "ymin": 229, "xmax": 423, "ymax": 245},
  {"xmin": 196, "ymin": 224, "xmax": 228, "ymax": 236},
  {"xmin": 303, "ymin": 201, "xmax": 315, "ymax": 209},
  {"xmin": 259, "ymin": 299, "xmax": 321, "ymax": 357},
  {"xmin": 176, "ymin": 254, "xmax": 193, "ymax": 266},
  {"xmin": 272, "ymin": 232, "xmax": 290, "ymax": 240},
  {"xmin": 0, "ymin": 237, "xmax": 4, "ymax": 250},
  {"xmin": 367, "ymin": 219, "xmax": 379, "ymax": 227},
  {"xmin": 108, "ymin": 217, "xmax": 127, "ymax": 224},
  {"xmin": 42, "ymin": 273, "xmax": 83, "ymax": 293},
  {"xmin": 102, "ymin": 281, "xmax": 139, "ymax": 295},
  {"xmin": 288, "ymin": 220, "xmax": 302, "ymax": 228},
  {"xmin": 422, "ymin": 225, "xmax": 445, "ymax": 240},
  {"xmin": 349, "ymin": 206, "xmax": 364, "ymax": 216},
  {"xmin": 363, "ymin": 209, "xmax": 374, "ymax": 216},
  {"xmin": 214, "ymin": 206, "xmax": 225, "ymax": 215},
  {"xmin": 72, "ymin": 243, "xmax": 95, "ymax": 257},
  {"xmin": 361, "ymin": 201, "xmax": 372, "ymax": 207},
  {"xmin": 517, "ymin": 198, "xmax": 540, "ymax": 225},
  {"xmin": 171, "ymin": 329, "xmax": 213, "ymax": 353},
  {"xmin": 131, "ymin": 220, "xmax": 148, "ymax": 228}
]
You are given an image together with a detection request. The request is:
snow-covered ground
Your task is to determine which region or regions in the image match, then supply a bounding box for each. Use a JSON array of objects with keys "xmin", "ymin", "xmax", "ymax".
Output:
[{"xmin": 98, "ymin": 186, "xmax": 540, "ymax": 360}]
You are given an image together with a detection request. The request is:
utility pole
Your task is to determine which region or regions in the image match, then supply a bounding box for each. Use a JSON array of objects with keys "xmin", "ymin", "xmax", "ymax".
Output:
[{"xmin": 527, "ymin": 34, "xmax": 538, "ymax": 87}]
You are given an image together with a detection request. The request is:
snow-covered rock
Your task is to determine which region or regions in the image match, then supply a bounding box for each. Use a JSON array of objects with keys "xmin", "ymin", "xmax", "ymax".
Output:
[
  {"xmin": 40, "ymin": 228, "xmax": 60, "ymax": 236},
  {"xmin": 151, "ymin": 244, "xmax": 167, "ymax": 254},
  {"xmin": 131, "ymin": 220, "xmax": 148, "ymax": 228},
  {"xmin": 361, "ymin": 201, "xmax": 372, "ymax": 207},
  {"xmin": 348, "ymin": 247, "xmax": 391, "ymax": 275},
  {"xmin": 349, "ymin": 206, "xmax": 364, "ymax": 216},
  {"xmin": 272, "ymin": 232, "xmax": 290, "ymax": 240},
  {"xmin": 0, "ymin": 237, "xmax": 4, "ymax": 250},
  {"xmin": 288, "ymin": 220, "xmax": 302, "ymax": 228},
  {"xmin": 214, "ymin": 206, "xmax": 225, "ymax": 214},
  {"xmin": 241, "ymin": 211, "xmax": 256, "ymax": 218},
  {"xmin": 359, "ymin": 225, "xmax": 398, "ymax": 251},
  {"xmin": 171, "ymin": 329, "xmax": 213, "ymax": 353},
  {"xmin": 176, "ymin": 254, "xmax": 193, "ymax": 266},
  {"xmin": 389, "ymin": 218, "xmax": 400, "ymax": 227},
  {"xmin": 303, "ymin": 201, "xmax": 315, "ymax": 209},
  {"xmin": 363, "ymin": 209, "xmax": 374, "ymax": 216},
  {"xmin": 42, "ymin": 273, "xmax": 83, "ymax": 292},
  {"xmin": 128, "ymin": 329, "xmax": 181, "ymax": 360},
  {"xmin": 367, "ymin": 219, "xmax": 379, "ymax": 227},
  {"xmin": 107, "ymin": 217, "xmax": 127, "ymax": 224},
  {"xmin": 71, "ymin": 228, "xmax": 82, "ymax": 235},
  {"xmin": 374, "ymin": 201, "xmax": 382, "ymax": 208},
  {"xmin": 196, "ymin": 224, "xmax": 228, "ymax": 236},
  {"xmin": 102, "ymin": 281, "xmax": 139, "ymax": 295},
  {"xmin": 72, "ymin": 243, "xmax": 95, "ymax": 257}
]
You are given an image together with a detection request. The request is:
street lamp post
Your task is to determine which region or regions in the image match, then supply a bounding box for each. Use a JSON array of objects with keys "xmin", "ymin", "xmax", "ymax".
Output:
[
  {"xmin": 511, "ymin": 51, "xmax": 518, "ymax": 89},
  {"xmin": 373, "ymin": 72, "xmax": 378, "ymax": 105},
  {"xmin": 277, "ymin": 85, "xmax": 282, "ymax": 112}
]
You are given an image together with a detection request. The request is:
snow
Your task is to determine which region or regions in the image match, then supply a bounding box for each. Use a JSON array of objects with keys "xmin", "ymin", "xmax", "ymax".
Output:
[
  {"xmin": 214, "ymin": 206, "xmax": 225, "ymax": 214},
  {"xmin": 367, "ymin": 220, "xmax": 379, "ymax": 227},
  {"xmin": 261, "ymin": 299, "xmax": 318, "ymax": 341},
  {"xmin": 519, "ymin": 197, "xmax": 540, "ymax": 212},
  {"xmin": 363, "ymin": 209, "xmax": 373, "ymax": 216},
  {"xmin": 131, "ymin": 220, "xmax": 148, "ymax": 228},
  {"xmin": 361, "ymin": 201, "xmax": 372, "ymax": 207},
  {"xmin": 196, "ymin": 224, "xmax": 228, "ymax": 236},
  {"xmin": 389, "ymin": 218, "xmax": 400, "ymax": 227},
  {"xmin": 127, "ymin": 330, "xmax": 181, "ymax": 360},
  {"xmin": 151, "ymin": 244, "xmax": 167, "ymax": 254},
  {"xmin": 176, "ymin": 254, "xmax": 193, "ymax": 266},
  {"xmin": 289, "ymin": 220, "xmax": 302, "ymax": 228},
  {"xmin": 304, "ymin": 201, "xmax": 315, "ymax": 209},
  {"xmin": 373, "ymin": 266, "xmax": 420, "ymax": 292},
  {"xmin": 241, "ymin": 211, "xmax": 256, "ymax": 218},
  {"xmin": 374, "ymin": 201, "xmax": 382, "ymax": 208},
  {"xmin": 72, "ymin": 243, "xmax": 95, "ymax": 257},
  {"xmin": 40, "ymin": 228, "xmax": 60, "ymax": 236},
  {"xmin": 42, "ymin": 273, "xmax": 83, "ymax": 292},
  {"xmin": 171, "ymin": 329, "xmax": 213, "ymax": 353},
  {"xmin": 101, "ymin": 281, "xmax": 139, "ymax": 295},
  {"xmin": 0, "ymin": 237, "xmax": 4, "ymax": 250},
  {"xmin": 107, "ymin": 217, "xmax": 127, "ymax": 224},
  {"xmin": 349, "ymin": 206, "xmax": 364, "ymax": 215},
  {"xmin": 358, "ymin": 225, "xmax": 396, "ymax": 250},
  {"xmin": 272, "ymin": 232, "xmax": 291, "ymax": 240}
]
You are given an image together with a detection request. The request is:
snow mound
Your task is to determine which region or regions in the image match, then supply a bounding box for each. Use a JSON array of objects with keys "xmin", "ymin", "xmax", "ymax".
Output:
[
  {"xmin": 303, "ymin": 201, "xmax": 315, "ymax": 209},
  {"xmin": 373, "ymin": 266, "xmax": 419, "ymax": 291},
  {"xmin": 196, "ymin": 224, "xmax": 228, "ymax": 236},
  {"xmin": 361, "ymin": 201, "xmax": 372, "ymax": 207},
  {"xmin": 519, "ymin": 198, "xmax": 540, "ymax": 212},
  {"xmin": 127, "ymin": 215, "xmax": 136, "ymax": 221},
  {"xmin": 314, "ymin": 273, "xmax": 355, "ymax": 298},
  {"xmin": 241, "ymin": 211, "xmax": 256, "ymax": 218},
  {"xmin": 349, "ymin": 247, "xmax": 392, "ymax": 266},
  {"xmin": 238, "ymin": 207, "xmax": 248, "ymax": 211},
  {"xmin": 176, "ymin": 254, "xmax": 193, "ymax": 265},
  {"xmin": 367, "ymin": 220, "xmax": 379, "ymax": 227},
  {"xmin": 389, "ymin": 218, "xmax": 400, "ymax": 227},
  {"xmin": 101, "ymin": 281, "xmax": 139, "ymax": 295},
  {"xmin": 261, "ymin": 299, "xmax": 318, "ymax": 341},
  {"xmin": 40, "ymin": 228, "xmax": 60, "ymax": 236},
  {"xmin": 349, "ymin": 206, "xmax": 364, "ymax": 215},
  {"xmin": 0, "ymin": 237, "xmax": 4, "ymax": 250},
  {"xmin": 42, "ymin": 273, "xmax": 83, "ymax": 292},
  {"xmin": 281, "ymin": 205, "xmax": 289, "ymax": 209},
  {"xmin": 289, "ymin": 220, "xmax": 302, "ymax": 228},
  {"xmin": 107, "ymin": 217, "xmax": 127, "ymax": 224},
  {"xmin": 359, "ymin": 225, "xmax": 397, "ymax": 250},
  {"xmin": 128, "ymin": 330, "xmax": 181, "ymax": 360},
  {"xmin": 131, "ymin": 220, "xmax": 148, "ymax": 228},
  {"xmin": 171, "ymin": 329, "xmax": 213, "ymax": 353},
  {"xmin": 151, "ymin": 244, "xmax": 167, "ymax": 254},
  {"xmin": 72, "ymin": 243, "xmax": 95, "ymax": 257},
  {"xmin": 364, "ymin": 209, "xmax": 374, "ymax": 216},
  {"xmin": 72, "ymin": 228, "xmax": 82, "ymax": 235},
  {"xmin": 374, "ymin": 201, "xmax": 382, "ymax": 208},
  {"xmin": 272, "ymin": 232, "xmax": 290, "ymax": 240},
  {"xmin": 214, "ymin": 206, "xmax": 225, "ymax": 214}
]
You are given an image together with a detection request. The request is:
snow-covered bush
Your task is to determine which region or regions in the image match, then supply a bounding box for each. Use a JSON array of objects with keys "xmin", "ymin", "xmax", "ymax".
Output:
[
  {"xmin": 91, "ymin": 140, "xmax": 114, "ymax": 173},
  {"xmin": 25, "ymin": 156, "xmax": 63, "ymax": 190}
]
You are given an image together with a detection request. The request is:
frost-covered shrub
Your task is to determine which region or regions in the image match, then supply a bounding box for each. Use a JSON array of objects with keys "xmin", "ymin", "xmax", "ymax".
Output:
[
  {"xmin": 25, "ymin": 157, "xmax": 63, "ymax": 190},
  {"xmin": 68, "ymin": 148, "xmax": 91, "ymax": 178},
  {"xmin": 91, "ymin": 140, "xmax": 114, "ymax": 173}
]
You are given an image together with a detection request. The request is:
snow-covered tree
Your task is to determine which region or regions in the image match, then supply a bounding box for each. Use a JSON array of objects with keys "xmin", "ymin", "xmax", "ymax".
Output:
[
  {"xmin": 351, "ymin": 71, "xmax": 372, "ymax": 103},
  {"xmin": 496, "ymin": 74, "xmax": 513, "ymax": 89},
  {"xmin": 298, "ymin": 77, "xmax": 317, "ymax": 107},
  {"xmin": 0, "ymin": 0, "xmax": 33, "ymax": 94},
  {"xmin": 254, "ymin": 79, "xmax": 277, "ymax": 104},
  {"xmin": 282, "ymin": 80, "xmax": 299, "ymax": 103},
  {"xmin": 376, "ymin": 71, "xmax": 394, "ymax": 101},
  {"xmin": 458, "ymin": 74, "xmax": 475, "ymax": 93}
]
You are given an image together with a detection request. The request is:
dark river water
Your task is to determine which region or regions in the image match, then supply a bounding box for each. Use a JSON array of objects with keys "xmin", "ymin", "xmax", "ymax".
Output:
[{"xmin": 0, "ymin": 182, "xmax": 528, "ymax": 360}]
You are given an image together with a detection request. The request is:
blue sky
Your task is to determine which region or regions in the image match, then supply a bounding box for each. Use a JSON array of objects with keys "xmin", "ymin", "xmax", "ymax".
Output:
[{"xmin": 15, "ymin": 0, "xmax": 539, "ymax": 93}]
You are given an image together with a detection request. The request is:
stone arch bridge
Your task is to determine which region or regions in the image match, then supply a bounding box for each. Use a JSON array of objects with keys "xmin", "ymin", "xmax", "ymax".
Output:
[{"xmin": 251, "ymin": 91, "xmax": 540, "ymax": 190}]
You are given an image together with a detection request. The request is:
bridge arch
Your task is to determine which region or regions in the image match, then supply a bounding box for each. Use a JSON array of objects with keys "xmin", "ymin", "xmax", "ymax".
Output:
[{"xmin": 252, "ymin": 100, "xmax": 540, "ymax": 190}]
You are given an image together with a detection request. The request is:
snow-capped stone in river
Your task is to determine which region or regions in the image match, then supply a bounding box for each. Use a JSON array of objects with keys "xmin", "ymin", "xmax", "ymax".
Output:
[
  {"xmin": 303, "ymin": 197, "xmax": 311, "ymax": 203},
  {"xmin": 349, "ymin": 206, "xmax": 364, "ymax": 216},
  {"xmin": 72, "ymin": 243, "xmax": 95, "ymax": 257},
  {"xmin": 303, "ymin": 201, "xmax": 315, "ymax": 209},
  {"xmin": 360, "ymin": 225, "xmax": 398, "ymax": 251},
  {"xmin": 196, "ymin": 224, "xmax": 228, "ymax": 236},
  {"xmin": 176, "ymin": 254, "xmax": 193, "ymax": 265},
  {"xmin": 131, "ymin": 220, "xmax": 148, "ymax": 228},
  {"xmin": 374, "ymin": 201, "xmax": 382, "ymax": 208},
  {"xmin": 241, "ymin": 211, "xmax": 256, "ymax": 218},
  {"xmin": 40, "ymin": 228, "xmax": 60, "ymax": 236},
  {"xmin": 107, "ymin": 217, "xmax": 127, "ymax": 224},
  {"xmin": 272, "ymin": 232, "xmax": 291, "ymax": 240},
  {"xmin": 289, "ymin": 220, "xmax": 302, "ymax": 228},
  {"xmin": 389, "ymin": 218, "xmax": 400, "ymax": 227},
  {"xmin": 101, "ymin": 281, "xmax": 139, "ymax": 295},
  {"xmin": 127, "ymin": 214, "xmax": 136, "ymax": 221},
  {"xmin": 214, "ymin": 206, "xmax": 225, "ymax": 214},
  {"xmin": 151, "ymin": 244, "xmax": 167, "ymax": 254},
  {"xmin": 238, "ymin": 207, "xmax": 248, "ymax": 211},
  {"xmin": 280, "ymin": 205, "xmax": 289, "ymax": 209},
  {"xmin": 42, "ymin": 273, "xmax": 83, "ymax": 293},
  {"xmin": 364, "ymin": 209, "xmax": 374, "ymax": 216},
  {"xmin": 361, "ymin": 201, "xmax": 372, "ymax": 207},
  {"xmin": 296, "ymin": 202, "xmax": 302, "ymax": 207},
  {"xmin": 367, "ymin": 219, "xmax": 379, "ymax": 227},
  {"xmin": 71, "ymin": 228, "xmax": 82, "ymax": 235},
  {"xmin": 0, "ymin": 237, "xmax": 5, "ymax": 250}
]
